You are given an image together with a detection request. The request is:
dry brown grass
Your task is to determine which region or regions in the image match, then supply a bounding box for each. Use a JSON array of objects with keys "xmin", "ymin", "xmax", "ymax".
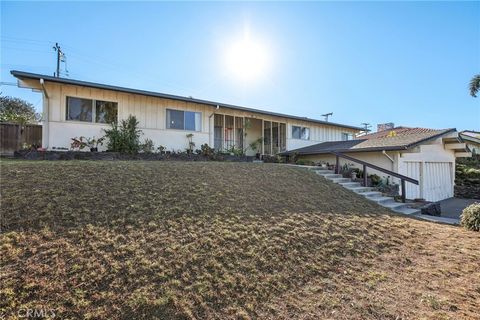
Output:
[{"xmin": 1, "ymin": 160, "xmax": 479, "ymax": 319}]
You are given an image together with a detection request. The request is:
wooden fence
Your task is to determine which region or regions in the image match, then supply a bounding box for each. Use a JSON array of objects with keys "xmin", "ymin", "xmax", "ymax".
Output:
[{"xmin": 0, "ymin": 123, "xmax": 42, "ymax": 155}]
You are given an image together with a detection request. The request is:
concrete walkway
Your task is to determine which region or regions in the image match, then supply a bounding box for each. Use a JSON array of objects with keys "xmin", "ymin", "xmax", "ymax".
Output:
[
  {"xmin": 412, "ymin": 213, "xmax": 460, "ymax": 225},
  {"xmin": 412, "ymin": 198, "xmax": 478, "ymax": 225},
  {"xmin": 438, "ymin": 197, "xmax": 478, "ymax": 219}
]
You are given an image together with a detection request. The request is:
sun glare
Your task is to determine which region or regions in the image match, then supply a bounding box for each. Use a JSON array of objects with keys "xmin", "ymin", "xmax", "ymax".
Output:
[{"xmin": 225, "ymin": 31, "xmax": 270, "ymax": 83}]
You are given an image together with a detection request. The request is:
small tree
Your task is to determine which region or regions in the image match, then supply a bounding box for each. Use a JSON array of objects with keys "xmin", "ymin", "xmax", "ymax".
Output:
[
  {"xmin": 0, "ymin": 95, "xmax": 40, "ymax": 124},
  {"xmin": 103, "ymin": 115, "xmax": 142, "ymax": 154}
]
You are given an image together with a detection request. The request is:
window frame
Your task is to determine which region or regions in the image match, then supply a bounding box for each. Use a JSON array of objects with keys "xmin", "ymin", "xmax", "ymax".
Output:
[
  {"xmin": 342, "ymin": 132, "xmax": 353, "ymax": 141},
  {"xmin": 292, "ymin": 125, "xmax": 310, "ymax": 140},
  {"xmin": 65, "ymin": 96, "xmax": 118, "ymax": 124},
  {"xmin": 166, "ymin": 108, "xmax": 202, "ymax": 132}
]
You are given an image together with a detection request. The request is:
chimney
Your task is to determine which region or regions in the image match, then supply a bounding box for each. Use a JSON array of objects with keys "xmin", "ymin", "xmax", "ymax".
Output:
[{"xmin": 377, "ymin": 122, "xmax": 394, "ymax": 132}]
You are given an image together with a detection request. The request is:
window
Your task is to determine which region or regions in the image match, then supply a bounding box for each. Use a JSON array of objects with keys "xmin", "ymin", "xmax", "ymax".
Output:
[
  {"xmin": 292, "ymin": 125, "xmax": 310, "ymax": 140},
  {"xmin": 66, "ymin": 96, "xmax": 118, "ymax": 123},
  {"xmin": 342, "ymin": 133, "xmax": 353, "ymax": 141},
  {"xmin": 66, "ymin": 97, "xmax": 93, "ymax": 122},
  {"xmin": 96, "ymin": 100, "xmax": 118, "ymax": 124},
  {"xmin": 166, "ymin": 109, "xmax": 201, "ymax": 131}
]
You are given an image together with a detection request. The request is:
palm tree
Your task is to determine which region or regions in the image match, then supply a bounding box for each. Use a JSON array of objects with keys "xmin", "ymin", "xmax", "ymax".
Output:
[{"xmin": 470, "ymin": 74, "xmax": 480, "ymax": 97}]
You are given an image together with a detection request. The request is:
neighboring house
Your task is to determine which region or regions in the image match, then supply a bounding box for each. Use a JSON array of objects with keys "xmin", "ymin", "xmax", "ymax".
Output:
[
  {"xmin": 11, "ymin": 70, "xmax": 362, "ymax": 155},
  {"xmin": 459, "ymin": 130, "xmax": 480, "ymax": 155},
  {"xmin": 282, "ymin": 127, "xmax": 471, "ymax": 202}
]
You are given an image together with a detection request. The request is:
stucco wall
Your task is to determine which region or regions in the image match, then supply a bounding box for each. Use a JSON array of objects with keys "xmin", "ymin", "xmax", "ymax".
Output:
[{"xmin": 300, "ymin": 151, "xmax": 398, "ymax": 182}]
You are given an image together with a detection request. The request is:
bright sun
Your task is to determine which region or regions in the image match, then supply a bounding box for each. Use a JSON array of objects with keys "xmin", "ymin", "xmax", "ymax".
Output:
[{"xmin": 225, "ymin": 32, "xmax": 270, "ymax": 82}]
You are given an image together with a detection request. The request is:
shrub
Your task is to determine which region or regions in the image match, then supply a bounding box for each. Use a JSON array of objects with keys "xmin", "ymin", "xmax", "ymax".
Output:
[
  {"xmin": 460, "ymin": 203, "xmax": 480, "ymax": 231},
  {"xmin": 200, "ymin": 144, "xmax": 215, "ymax": 157},
  {"xmin": 140, "ymin": 139, "xmax": 154, "ymax": 153},
  {"xmin": 295, "ymin": 159, "xmax": 315, "ymax": 166},
  {"xmin": 103, "ymin": 115, "xmax": 142, "ymax": 154}
]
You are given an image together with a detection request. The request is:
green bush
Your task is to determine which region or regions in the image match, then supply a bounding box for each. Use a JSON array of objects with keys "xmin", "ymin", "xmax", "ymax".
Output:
[
  {"xmin": 103, "ymin": 115, "xmax": 142, "ymax": 154},
  {"xmin": 200, "ymin": 143, "xmax": 215, "ymax": 157},
  {"xmin": 140, "ymin": 138, "xmax": 154, "ymax": 153},
  {"xmin": 460, "ymin": 203, "xmax": 480, "ymax": 231}
]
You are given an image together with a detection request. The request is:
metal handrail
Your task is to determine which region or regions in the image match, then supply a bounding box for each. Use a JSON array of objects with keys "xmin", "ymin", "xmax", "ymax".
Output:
[{"xmin": 332, "ymin": 152, "xmax": 419, "ymax": 203}]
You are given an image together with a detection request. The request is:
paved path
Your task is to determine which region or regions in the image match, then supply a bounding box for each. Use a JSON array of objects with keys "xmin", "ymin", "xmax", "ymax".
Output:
[
  {"xmin": 438, "ymin": 197, "xmax": 478, "ymax": 219},
  {"xmin": 412, "ymin": 213, "xmax": 460, "ymax": 225}
]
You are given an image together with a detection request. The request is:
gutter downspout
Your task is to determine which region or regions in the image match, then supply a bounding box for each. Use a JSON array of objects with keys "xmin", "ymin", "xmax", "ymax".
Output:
[
  {"xmin": 40, "ymin": 79, "xmax": 49, "ymax": 149},
  {"xmin": 382, "ymin": 150, "xmax": 394, "ymax": 163},
  {"xmin": 208, "ymin": 105, "xmax": 219, "ymax": 147}
]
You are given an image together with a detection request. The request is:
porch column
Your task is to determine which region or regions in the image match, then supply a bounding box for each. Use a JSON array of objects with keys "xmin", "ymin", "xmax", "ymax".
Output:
[
  {"xmin": 223, "ymin": 114, "xmax": 226, "ymax": 151},
  {"xmin": 233, "ymin": 116, "xmax": 236, "ymax": 149},
  {"xmin": 261, "ymin": 120, "xmax": 264, "ymax": 155},
  {"xmin": 270, "ymin": 124, "xmax": 273, "ymax": 155}
]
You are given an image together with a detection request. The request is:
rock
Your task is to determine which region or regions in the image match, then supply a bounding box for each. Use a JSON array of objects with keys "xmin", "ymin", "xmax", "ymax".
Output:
[{"xmin": 421, "ymin": 202, "xmax": 441, "ymax": 216}]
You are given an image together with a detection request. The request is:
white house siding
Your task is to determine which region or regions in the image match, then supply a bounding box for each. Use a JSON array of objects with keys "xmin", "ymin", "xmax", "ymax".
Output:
[
  {"xmin": 18, "ymin": 78, "xmax": 358, "ymax": 152},
  {"xmin": 286, "ymin": 122, "xmax": 355, "ymax": 151},
  {"xmin": 42, "ymin": 82, "xmax": 212, "ymax": 151}
]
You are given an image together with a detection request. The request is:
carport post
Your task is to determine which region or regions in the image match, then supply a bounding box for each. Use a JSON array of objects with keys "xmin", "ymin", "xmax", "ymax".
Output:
[
  {"xmin": 363, "ymin": 164, "xmax": 367, "ymax": 187},
  {"xmin": 335, "ymin": 155, "xmax": 339, "ymax": 174}
]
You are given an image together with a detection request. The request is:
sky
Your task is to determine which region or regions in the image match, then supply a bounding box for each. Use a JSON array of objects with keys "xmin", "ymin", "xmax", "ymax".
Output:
[{"xmin": 1, "ymin": 1, "xmax": 479, "ymax": 131}]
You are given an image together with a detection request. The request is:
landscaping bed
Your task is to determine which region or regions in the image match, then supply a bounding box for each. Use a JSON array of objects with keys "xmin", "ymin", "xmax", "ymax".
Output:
[{"xmin": 13, "ymin": 149, "xmax": 254, "ymax": 162}]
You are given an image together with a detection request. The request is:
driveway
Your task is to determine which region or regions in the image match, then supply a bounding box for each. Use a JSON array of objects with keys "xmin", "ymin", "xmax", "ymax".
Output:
[{"xmin": 438, "ymin": 197, "xmax": 479, "ymax": 219}]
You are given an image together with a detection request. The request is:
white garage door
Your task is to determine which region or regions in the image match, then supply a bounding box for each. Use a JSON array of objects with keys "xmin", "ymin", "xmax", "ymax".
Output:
[
  {"xmin": 403, "ymin": 161, "xmax": 421, "ymax": 200},
  {"xmin": 423, "ymin": 162, "xmax": 453, "ymax": 202}
]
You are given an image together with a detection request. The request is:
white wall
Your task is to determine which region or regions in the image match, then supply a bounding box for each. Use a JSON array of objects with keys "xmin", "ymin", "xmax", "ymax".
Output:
[
  {"xmin": 39, "ymin": 81, "xmax": 359, "ymax": 152},
  {"xmin": 286, "ymin": 122, "xmax": 355, "ymax": 150}
]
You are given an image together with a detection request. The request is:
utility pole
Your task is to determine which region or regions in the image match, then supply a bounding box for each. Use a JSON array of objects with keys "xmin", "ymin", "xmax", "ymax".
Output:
[
  {"xmin": 321, "ymin": 112, "xmax": 333, "ymax": 122},
  {"xmin": 361, "ymin": 122, "xmax": 371, "ymax": 132},
  {"xmin": 53, "ymin": 43, "xmax": 63, "ymax": 77}
]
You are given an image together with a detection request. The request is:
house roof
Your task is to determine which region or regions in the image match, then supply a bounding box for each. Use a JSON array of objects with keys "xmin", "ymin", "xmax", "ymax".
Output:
[
  {"xmin": 460, "ymin": 130, "xmax": 480, "ymax": 144},
  {"xmin": 10, "ymin": 70, "xmax": 363, "ymax": 131},
  {"xmin": 282, "ymin": 127, "xmax": 457, "ymax": 155}
]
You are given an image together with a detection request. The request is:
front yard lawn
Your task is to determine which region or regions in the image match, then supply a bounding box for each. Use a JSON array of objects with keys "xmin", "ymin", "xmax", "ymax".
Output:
[{"xmin": 1, "ymin": 160, "xmax": 479, "ymax": 319}]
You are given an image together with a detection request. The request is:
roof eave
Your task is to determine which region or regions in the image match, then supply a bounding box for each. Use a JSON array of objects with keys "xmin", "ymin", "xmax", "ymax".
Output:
[{"xmin": 10, "ymin": 70, "xmax": 364, "ymax": 131}]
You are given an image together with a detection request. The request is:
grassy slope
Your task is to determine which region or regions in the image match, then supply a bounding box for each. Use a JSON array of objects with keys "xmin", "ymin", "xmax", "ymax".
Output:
[{"xmin": 1, "ymin": 161, "xmax": 479, "ymax": 320}]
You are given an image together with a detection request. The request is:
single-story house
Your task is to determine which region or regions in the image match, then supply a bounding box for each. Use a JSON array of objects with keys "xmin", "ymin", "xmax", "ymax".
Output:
[
  {"xmin": 459, "ymin": 130, "xmax": 480, "ymax": 155},
  {"xmin": 282, "ymin": 127, "xmax": 471, "ymax": 202},
  {"xmin": 11, "ymin": 70, "xmax": 363, "ymax": 156}
]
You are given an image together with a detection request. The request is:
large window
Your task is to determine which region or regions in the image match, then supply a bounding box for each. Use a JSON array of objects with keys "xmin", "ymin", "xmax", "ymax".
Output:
[
  {"xmin": 96, "ymin": 100, "xmax": 118, "ymax": 124},
  {"xmin": 66, "ymin": 96, "xmax": 117, "ymax": 123},
  {"xmin": 292, "ymin": 125, "xmax": 310, "ymax": 140},
  {"xmin": 166, "ymin": 109, "xmax": 201, "ymax": 131},
  {"xmin": 66, "ymin": 97, "xmax": 93, "ymax": 122}
]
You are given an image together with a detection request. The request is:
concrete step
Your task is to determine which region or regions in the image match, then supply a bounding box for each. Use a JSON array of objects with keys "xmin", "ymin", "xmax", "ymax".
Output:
[
  {"xmin": 310, "ymin": 168, "xmax": 334, "ymax": 174},
  {"xmin": 339, "ymin": 182, "xmax": 361, "ymax": 188},
  {"xmin": 347, "ymin": 186, "xmax": 374, "ymax": 193},
  {"xmin": 381, "ymin": 201, "xmax": 408, "ymax": 210},
  {"xmin": 320, "ymin": 173, "xmax": 343, "ymax": 179},
  {"xmin": 367, "ymin": 196, "xmax": 396, "ymax": 205},
  {"xmin": 396, "ymin": 207, "xmax": 421, "ymax": 215},
  {"xmin": 360, "ymin": 191, "xmax": 383, "ymax": 198},
  {"xmin": 329, "ymin": 177, "xmax": 352, "ymax": 183}
]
